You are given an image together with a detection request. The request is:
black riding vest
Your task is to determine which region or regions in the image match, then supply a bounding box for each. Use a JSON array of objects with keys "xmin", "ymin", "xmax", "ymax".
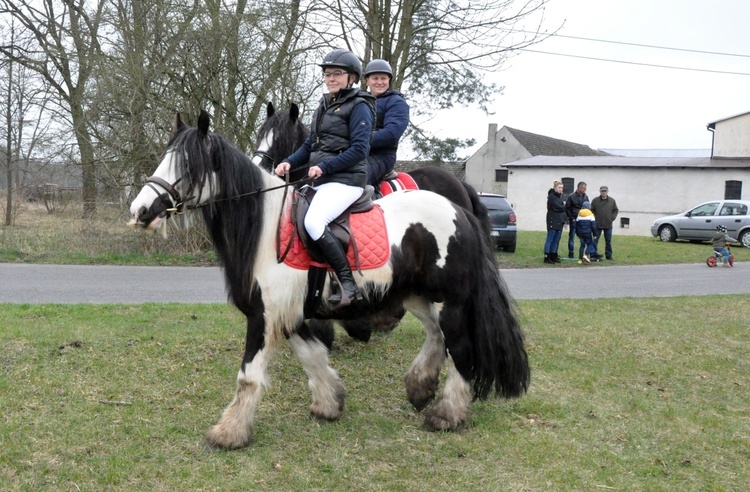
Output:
[{"xmin": 309, "ymin": 88, "xmax": 376, "ymax": 187}]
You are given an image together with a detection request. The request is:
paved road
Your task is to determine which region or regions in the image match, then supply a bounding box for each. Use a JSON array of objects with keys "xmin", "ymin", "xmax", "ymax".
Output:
[{"xmin": 1, "ymin": 262, "xmax": 748, "ymax": 304}]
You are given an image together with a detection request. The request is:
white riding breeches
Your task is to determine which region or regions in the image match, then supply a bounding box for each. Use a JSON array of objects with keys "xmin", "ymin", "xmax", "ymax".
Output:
[{"xmin": 305, "ymin": 182, "xmax": 364, "ymax": 241}]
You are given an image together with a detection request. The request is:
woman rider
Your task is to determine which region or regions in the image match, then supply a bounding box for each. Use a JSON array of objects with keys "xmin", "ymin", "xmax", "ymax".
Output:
[
  {"xmin": 275, "ymin": 49, "xmax": 376, "ymax": 308},
  {"xmin": 363, "ymin": 59, "xmax": 410, "ymax": 187}
]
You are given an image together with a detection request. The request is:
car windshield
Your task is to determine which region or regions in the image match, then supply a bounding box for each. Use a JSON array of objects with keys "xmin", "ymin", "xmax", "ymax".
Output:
[
  {"xmin": 689, "ymin": 203, "xmax": 719, "ymax": 216},
  {"xmin": 481, "ymin": 196, "xmax": 511, "ymax": 211}
]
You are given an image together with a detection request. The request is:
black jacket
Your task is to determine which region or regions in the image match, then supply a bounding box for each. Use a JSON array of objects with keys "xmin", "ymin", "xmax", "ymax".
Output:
[
  {"xmin": 308, "ymin": 88, "xmax": 376, "ymax": 187},
  {"xmin": 546, "ymin": 189, "xmax": 567, "ymax": 231},
  {"xmin": 565, "ymin": 191, "xmax": 589, "ymax": 222}
]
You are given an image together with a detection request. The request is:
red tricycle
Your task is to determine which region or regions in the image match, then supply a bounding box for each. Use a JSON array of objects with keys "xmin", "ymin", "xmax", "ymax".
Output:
[{"xmin": 706, "ymin": 245, "xmax": 734, "ymax": 267}]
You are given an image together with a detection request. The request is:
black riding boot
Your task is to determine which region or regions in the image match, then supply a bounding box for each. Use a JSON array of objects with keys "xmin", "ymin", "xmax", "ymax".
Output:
[
  {"xmin": 543, "ymin": 254, "xmax": 553, "ymax": 264},
  {"xmin": 551, "ymin": 253, "xmax": 562, "ymax": 263},
  {"xmin": 315, "ymin": 228, "xmax": 363, "ymax": 308}
]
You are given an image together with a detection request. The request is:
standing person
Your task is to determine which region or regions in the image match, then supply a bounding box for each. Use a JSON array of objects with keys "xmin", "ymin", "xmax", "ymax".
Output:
[
  {"xmin": 590, "ymin": 185, "xmax": 619, "ymax": 260},
  {"xmin": 575, "ymin": 201, "xmax": 598, "ymax": 264},
  {"xmin": 565, "ymin": 181, "xmax": 589, "ymax": 258},
  {"xmin": 711, "ymin": 225, "xmax": 738, "ymax": 267},
  {"xmin": 275, "ymin": 49, "xmax": 376, "ymax": 308},
  {"xmin": 363, "ymin": 59, "xmax": 410, "ymax": 187},
  {"xmin": 543, "ymin": 181, "xmax": 566, "ymax": 264}
]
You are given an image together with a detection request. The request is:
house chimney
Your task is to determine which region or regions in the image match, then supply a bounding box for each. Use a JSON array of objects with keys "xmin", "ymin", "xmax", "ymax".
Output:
[{"xmin": 488, "ymin": 123, "xmax": 497, "ymax": 143}]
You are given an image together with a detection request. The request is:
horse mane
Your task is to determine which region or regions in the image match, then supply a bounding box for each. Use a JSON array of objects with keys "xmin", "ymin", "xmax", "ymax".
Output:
[
  {"xmin": 169, "ymin": 124, "xmax": 268, "ymax": 313},
  {"xmin": 256, "ymin": 105, "xmax": 310, "ymax": 171}
]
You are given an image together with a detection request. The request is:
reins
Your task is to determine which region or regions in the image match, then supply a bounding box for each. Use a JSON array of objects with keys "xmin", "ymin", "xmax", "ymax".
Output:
[{"xmin": 158, "ymin": 174, "xmax": 314, "ymax": 214}]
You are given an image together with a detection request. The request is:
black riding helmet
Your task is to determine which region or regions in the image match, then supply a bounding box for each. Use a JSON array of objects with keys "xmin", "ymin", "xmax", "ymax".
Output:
[
  {"xmin": 364, "ymin": 59, "xmax": 393, "ymax": 78},
  {"xmin": 319, "ymin": 49, "xmax": 362, "ymax": 84}
]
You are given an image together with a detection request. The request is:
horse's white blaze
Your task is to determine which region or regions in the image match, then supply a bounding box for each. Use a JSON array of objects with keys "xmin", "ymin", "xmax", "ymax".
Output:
[
  {"xmin": 251, "ymin": 129, "xmax": 274, "ymax": 167},
  {"xmin": 378, "ymin": 191, "xmax": 460, "ymax": 268}
]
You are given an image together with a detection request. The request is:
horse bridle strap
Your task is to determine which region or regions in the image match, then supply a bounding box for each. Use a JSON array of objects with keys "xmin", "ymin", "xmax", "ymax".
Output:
[{"xmin": 145, "ymin": 175, "xmax": 186, "ymax": 213}]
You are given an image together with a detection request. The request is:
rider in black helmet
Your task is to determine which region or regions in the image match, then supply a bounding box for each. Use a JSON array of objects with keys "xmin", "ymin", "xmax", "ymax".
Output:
[
  {"xmin": 276, "ymin": 49, "xmax": 376, "ymax": 308},
  {"xmin": 363, "ymin": 59, "xmax": 410, "ymax": 187}
]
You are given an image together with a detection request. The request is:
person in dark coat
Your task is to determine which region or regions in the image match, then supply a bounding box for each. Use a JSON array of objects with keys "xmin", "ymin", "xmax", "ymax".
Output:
[
  {"xmin": 590, "ymin": 185, "xmax": 619, "ymax": 260},
  {"xmin": 544, "ymin": 180, "xmax": 566, "ymax": 263},
  {"xmin": 363, "ymin": 59, "xmax": 410, "ymax": 186},
  {"xmin": 565, "ymin": 181, "xmax": 589, "ymax": 258}
]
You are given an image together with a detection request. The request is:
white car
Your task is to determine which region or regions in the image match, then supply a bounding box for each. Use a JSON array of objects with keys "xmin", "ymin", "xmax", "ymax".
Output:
[{"xmin": 650, "ymin": 200, "xmax": 750, "ymax": 247}]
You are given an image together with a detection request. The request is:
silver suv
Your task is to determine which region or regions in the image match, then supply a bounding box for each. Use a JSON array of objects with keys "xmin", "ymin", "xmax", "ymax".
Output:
[{"xmin": 650, "ymin": 200, "xmax": 750, "ymax": 247}]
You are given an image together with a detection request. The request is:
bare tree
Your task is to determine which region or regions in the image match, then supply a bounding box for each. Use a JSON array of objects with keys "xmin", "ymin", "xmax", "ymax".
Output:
[
  {"xmin": 0, "ymin": 0, "xmax": 105, "ymax": 218},
  {"xmin": 304, "ymin": 0, "xmax": 555, "ymax": 160},
  {"xmin": 1, "ymin": 19, "xmax": 59, "ymax": 224}
]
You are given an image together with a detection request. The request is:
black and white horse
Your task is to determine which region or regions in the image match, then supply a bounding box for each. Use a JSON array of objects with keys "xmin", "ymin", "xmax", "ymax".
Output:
[
  {"xmin": 129, "ymin": 110, "xmax": 529, "ymax": 449},
  {"xmin": 252, "ymin": 103, "xmax": 494, "ymax": 342}
]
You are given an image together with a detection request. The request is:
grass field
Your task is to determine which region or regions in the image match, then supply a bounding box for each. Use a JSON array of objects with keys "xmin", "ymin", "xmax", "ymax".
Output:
[
  {"xmin": 1, "ymin": 202, "xmax": 747, "ymax": 267},
  {"xmin": 1, "ymin": 298, "xmax": 749, "ymax": 491}
]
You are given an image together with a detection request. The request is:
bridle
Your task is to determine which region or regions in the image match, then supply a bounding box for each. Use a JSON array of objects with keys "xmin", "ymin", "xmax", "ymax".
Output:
[
  {"xmin": 252, "ymin": 149, "xmax": 274, "ymax": 171},
  {"xmin": 143, "ymin": 175, "xmax": 192, "ymax": 219}
]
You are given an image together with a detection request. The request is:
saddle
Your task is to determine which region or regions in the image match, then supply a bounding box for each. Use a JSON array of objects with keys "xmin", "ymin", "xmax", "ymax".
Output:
[
  {"xmin": 379, "ymin": 171, "xmax": 419, "ymax": 197},
  {"xmin": 290, "ymin": 185, "xmax": 375, "ymax": 264},
  {"xmin": 278, "ymin": 185, "xmax": 389, "ymax": 317}
]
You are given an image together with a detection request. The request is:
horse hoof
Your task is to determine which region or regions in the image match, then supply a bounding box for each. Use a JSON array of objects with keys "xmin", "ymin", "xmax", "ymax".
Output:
[
  {"xmin": 423, "ymin": 398, "xmax": 469, "ymax": 431},
  {"xmin": 205, "ymin": 424, "xmax": 254, "ymax": 450},
  {"xmin": 405, "ymin": 374, "xmax": 439, "ymax": 411},
  {"xmin": 423, "ymin": 412, "xmax": 465, "ymax": 432},
  {"xmin": 310, "ymin": 387, "xmax": 346, "ymax": 421}
]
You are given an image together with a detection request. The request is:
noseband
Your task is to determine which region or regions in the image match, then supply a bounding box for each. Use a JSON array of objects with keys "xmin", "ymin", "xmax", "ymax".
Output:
[
  {"xmin": 252, "ymin": 150, "xmax": 275, "ymax": 171},
  {"xmin": 144, "ymin": 175, "xmax": 188, "ymax": 217}
]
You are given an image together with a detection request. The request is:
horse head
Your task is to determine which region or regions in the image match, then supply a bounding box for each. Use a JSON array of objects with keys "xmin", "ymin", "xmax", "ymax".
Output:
[
  {"xmin": 129, "ymin": 110, "xmax": 217, "ymax": 230},
  {"xmin": 252, "ymin": 102, "xmax": 309, "ymax": 175}
]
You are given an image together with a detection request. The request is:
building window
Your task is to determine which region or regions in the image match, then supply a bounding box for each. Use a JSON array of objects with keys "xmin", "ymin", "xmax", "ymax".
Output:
[
  {"xmin": 494, "ymin": 169, "xmax": 508, "ymax": 183},
  {"xmin": 562, "ymin": 177, "xmax": 574, "ymax": 201},
  {"xmin": 725, "ymin": 180, "xmax": 742, "ymax": 200}
]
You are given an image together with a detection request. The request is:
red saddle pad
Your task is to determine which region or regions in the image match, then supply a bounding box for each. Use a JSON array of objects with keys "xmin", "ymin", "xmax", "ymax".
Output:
[{"xmin": 279, "ymin": 204, "xmax": 390, "ymax": 271}]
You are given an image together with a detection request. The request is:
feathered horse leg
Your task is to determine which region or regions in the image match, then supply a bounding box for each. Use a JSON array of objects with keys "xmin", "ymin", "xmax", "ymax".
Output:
[
  {"xmin": 403, "ymin": 298, "xmax": 446, "ymax": 411},
  {"xmin": 205, "ymin": 345, "xmax": 273, "ymax": 449},
  {"xmin": 289, "ymin": 324, "xmax": 347, "ymax": 421}
]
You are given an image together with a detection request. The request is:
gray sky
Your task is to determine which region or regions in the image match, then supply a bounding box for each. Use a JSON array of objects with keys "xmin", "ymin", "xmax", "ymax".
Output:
[{"xmin": 420, "ymin": 0, "xmax": 750, "ymax": 155}]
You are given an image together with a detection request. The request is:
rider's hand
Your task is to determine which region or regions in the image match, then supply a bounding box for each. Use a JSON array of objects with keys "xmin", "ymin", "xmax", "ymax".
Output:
[
  {"xmin": 275, "ymin": 162, "xmax": 291, "ymax": 176},
  {"xmin": 308, "ymin": 165, "xmax": 323, "ymax": 179}
]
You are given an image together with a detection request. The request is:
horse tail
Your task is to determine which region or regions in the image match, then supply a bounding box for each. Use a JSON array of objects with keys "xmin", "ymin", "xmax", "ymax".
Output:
[
  {"xmin": 465, "ymin": 215, "xmax": 530, "ymax": 400},
  {"xmin": 461, "ymin": 181, "xmax": 493, "ymax": 244}
]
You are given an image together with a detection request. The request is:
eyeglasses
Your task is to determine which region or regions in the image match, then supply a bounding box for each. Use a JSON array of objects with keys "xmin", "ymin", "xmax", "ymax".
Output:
[{"xmin": 323, "ymin": 70, "xmax": 348, "ymax": 78}]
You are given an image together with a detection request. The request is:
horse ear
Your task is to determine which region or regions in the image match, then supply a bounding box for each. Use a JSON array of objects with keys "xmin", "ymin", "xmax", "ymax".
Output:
[
  {"xmin": 197, "ymin": 110, "xmax": 210, "ymax": 136},
  {"xmin": 174, "ymin": 112, "xmax": 185, "ymax": 132},
  {"xmin": 266, "ymin": 102, "xmax": 275, "ymax": 118},
  {"xmin": 290, "ymin": 103, "xmax": 299, "ymax": 123}
]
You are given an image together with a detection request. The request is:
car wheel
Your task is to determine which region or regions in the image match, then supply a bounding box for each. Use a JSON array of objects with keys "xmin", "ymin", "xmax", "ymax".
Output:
[
  {"xmin": 740, "ymin": 230, "xmax": 750, "ymax": 248},
  {"xmin": 502, "ymin": 243, "xmax": 516, "ymax": 253},
  {"xmin": 658, "ymin": 225, "xmax": 677, "ymax": 242}
]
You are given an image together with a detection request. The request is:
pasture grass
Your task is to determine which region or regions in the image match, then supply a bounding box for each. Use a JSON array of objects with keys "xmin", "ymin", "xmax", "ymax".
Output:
[
  {"xmin": 1, "ymin": 298, "xmax": 749, "ymax": 491},
  {"xmin": 2, "ymin": 202, "xmax": 747, "ymax": 268},
  {"xmin": 0, "ymin": 203, "xmax": 216, "ymax": 265}
]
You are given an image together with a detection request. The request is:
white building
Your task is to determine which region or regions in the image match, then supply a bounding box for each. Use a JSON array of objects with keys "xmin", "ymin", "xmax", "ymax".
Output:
[{"xmin": 464, "ymin": 112, "xmax": 750, "ymax": 236}]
